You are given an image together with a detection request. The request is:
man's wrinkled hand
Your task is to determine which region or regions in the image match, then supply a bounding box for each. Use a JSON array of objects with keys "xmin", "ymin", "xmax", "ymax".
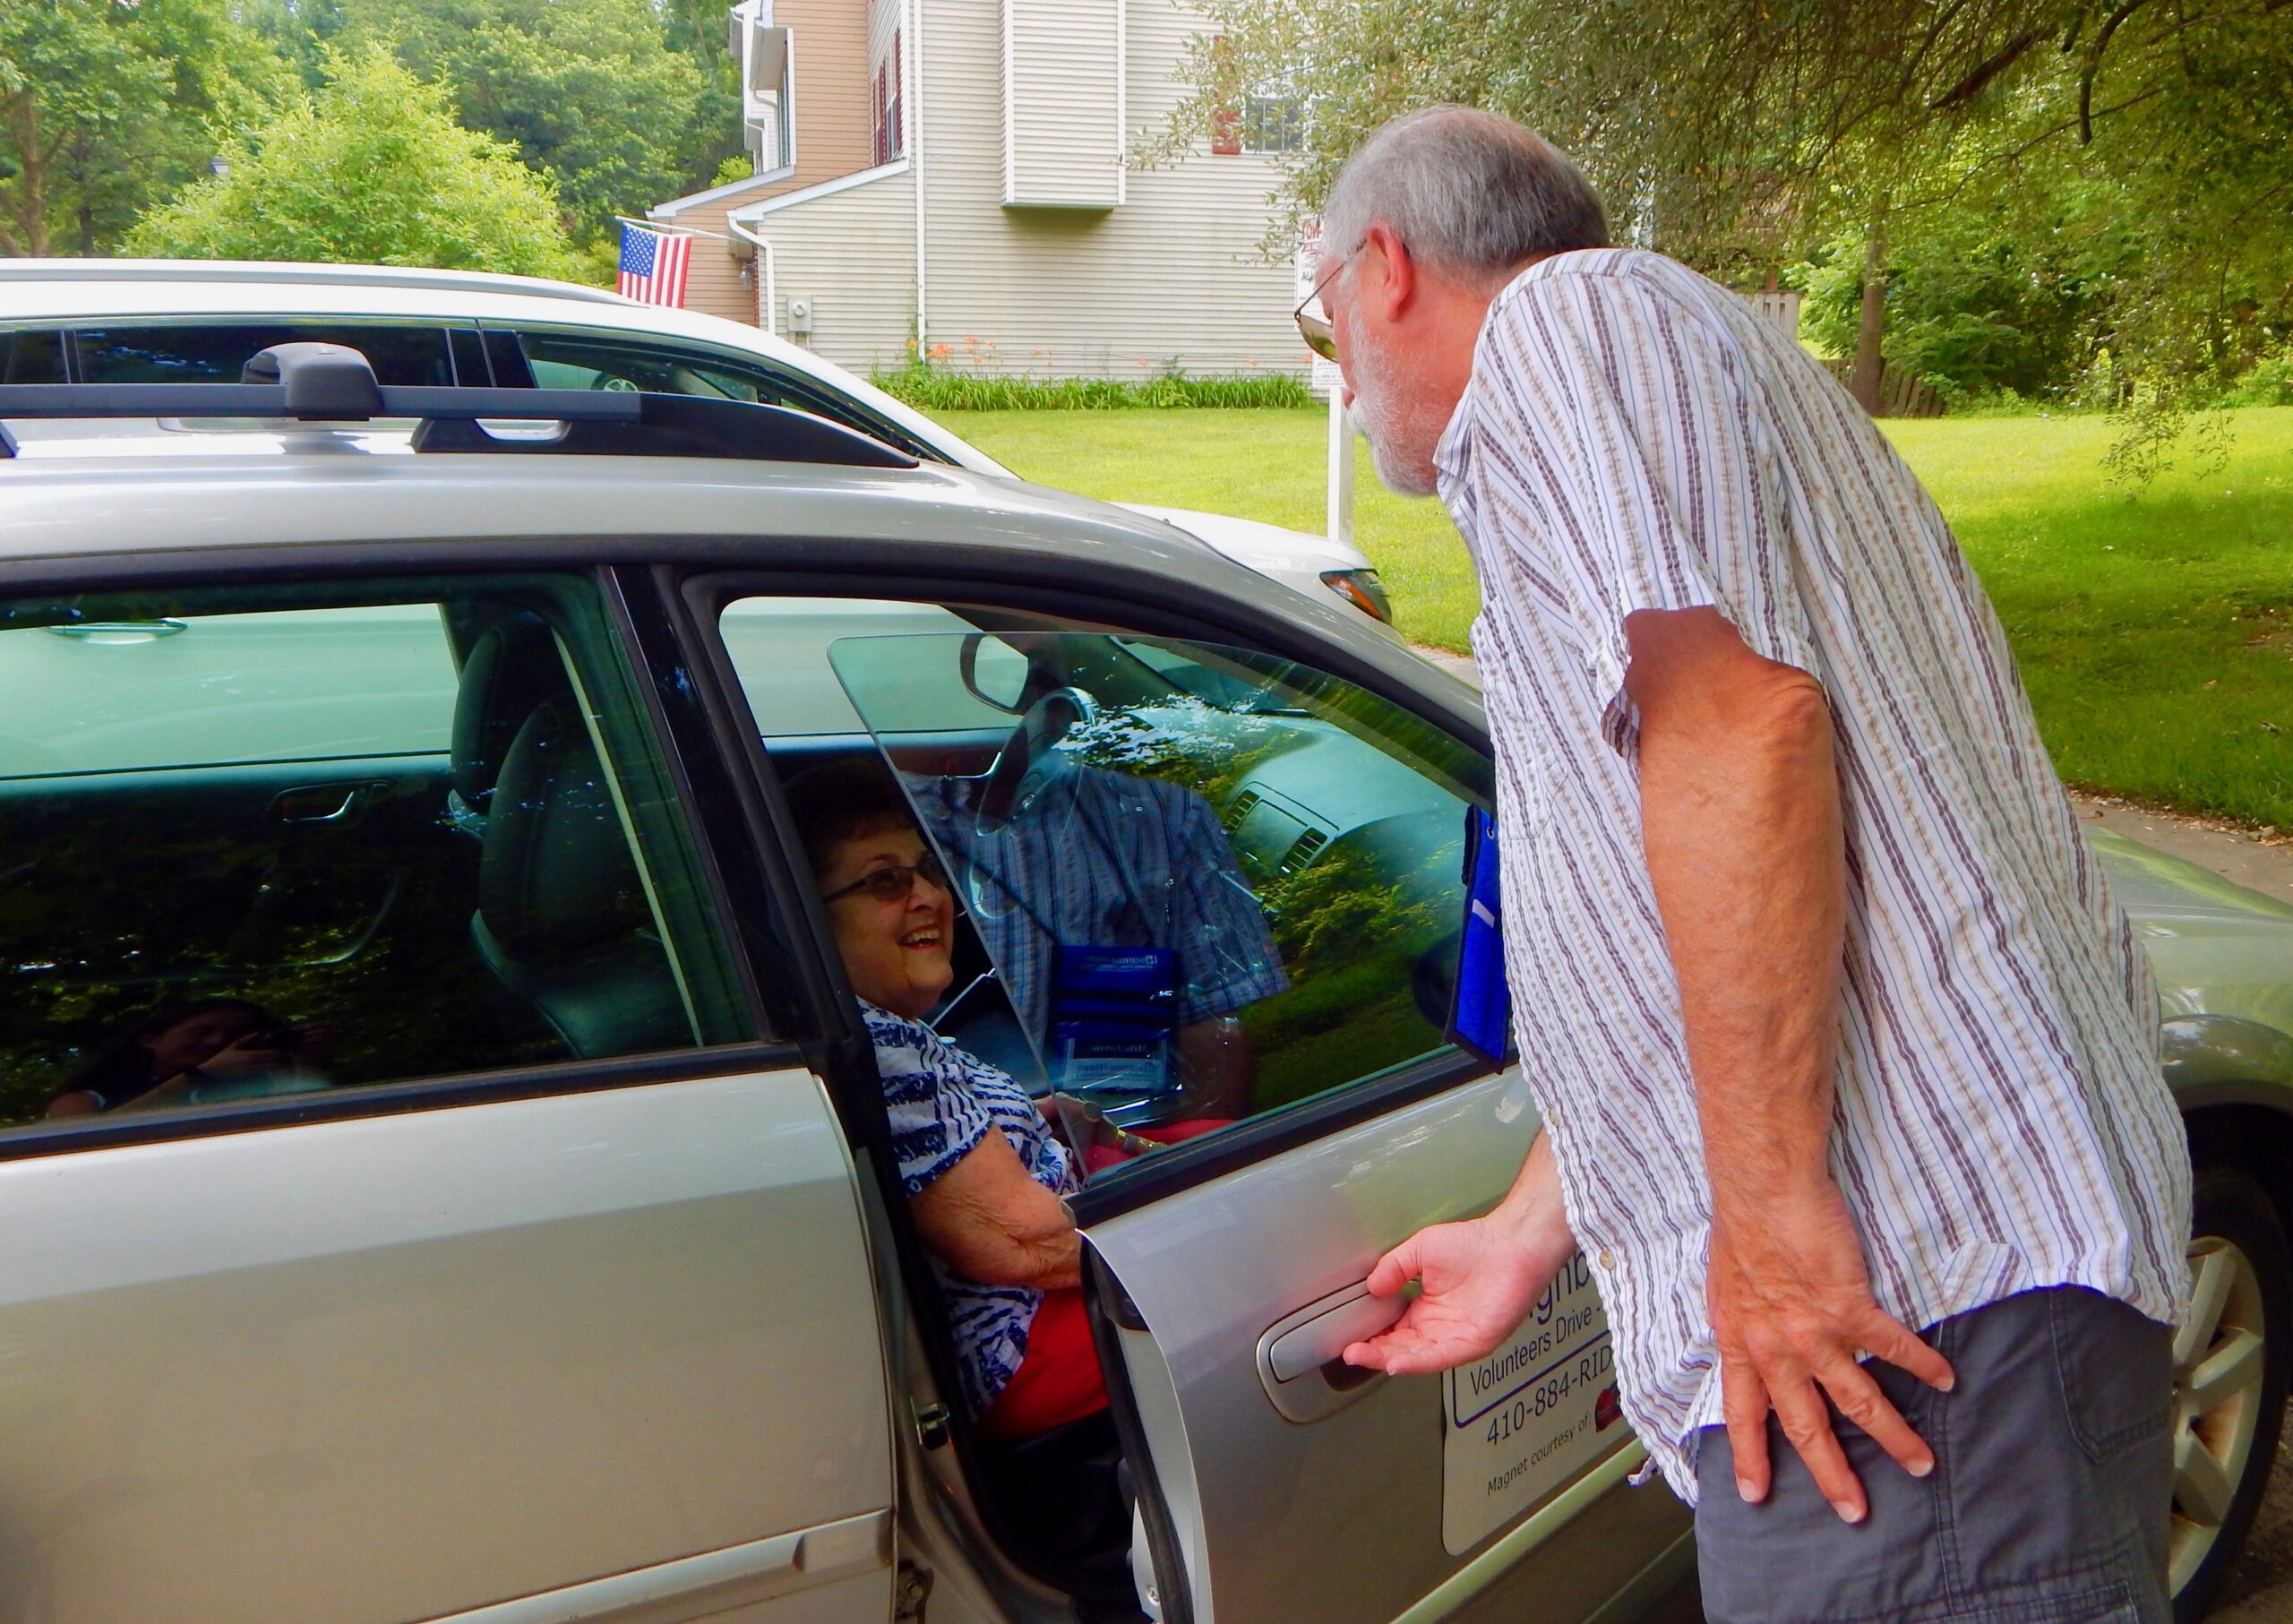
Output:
[
  {"xmin": 1341, "ymin": 1216, "xmax": 1562, "ymax": 1375},
  {"xmin": 1711, "ymin": 1181, "xmax": 1955, "ymax": 1525}
]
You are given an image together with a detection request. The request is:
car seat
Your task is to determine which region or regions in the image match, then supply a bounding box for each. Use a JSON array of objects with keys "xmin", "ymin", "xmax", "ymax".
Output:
[
  {"xmin": 448, "ymin": 615, "xmax": 570, "ymax": 837},
  {"xmin": 468, "ymin": 699, "xmax": 691, "ymax": 1059}
]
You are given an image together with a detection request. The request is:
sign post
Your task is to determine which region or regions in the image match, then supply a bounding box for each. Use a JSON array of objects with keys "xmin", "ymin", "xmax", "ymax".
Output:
[{"xmin": 1297, "ymin": 219, "xmax": 1356, "ymax": 550}]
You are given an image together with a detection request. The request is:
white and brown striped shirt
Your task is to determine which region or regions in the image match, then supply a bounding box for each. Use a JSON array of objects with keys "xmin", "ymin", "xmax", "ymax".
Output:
[{"xmin": 1437, "ymin": 247, "xmax": 2191, "ymax": 1502}]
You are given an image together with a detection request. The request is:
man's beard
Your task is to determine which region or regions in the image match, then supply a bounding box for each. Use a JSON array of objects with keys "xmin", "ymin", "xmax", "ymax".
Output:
[{"xmin": 1347, "ymin": 328, "xmax": 1442, "ymax": 498}]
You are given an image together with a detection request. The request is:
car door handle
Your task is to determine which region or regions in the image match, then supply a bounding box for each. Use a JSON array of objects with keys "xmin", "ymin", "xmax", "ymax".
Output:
[
  {"xmin": 1256, "ymin": 1280, "xmax": 1405, "ymax": 1423},
  {"xmin": 271, "ymin": 781, "xmax": 382, "ymax": 823}
]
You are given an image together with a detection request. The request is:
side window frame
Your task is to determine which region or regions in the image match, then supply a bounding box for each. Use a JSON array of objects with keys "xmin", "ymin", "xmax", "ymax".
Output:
[
  {"xmin": 673, "ymin": 564, "xmax": 1501, "ymax": 1221},
  {"xmin": 488, "ymin": 323, "xmax": 952, "ymax": 465},
  {"xmin": 0, "ymin": 557, "xmax": 790, "ymax": 1162}
]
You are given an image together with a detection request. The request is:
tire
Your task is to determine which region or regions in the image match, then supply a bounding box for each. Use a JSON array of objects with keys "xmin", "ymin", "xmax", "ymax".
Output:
[{"xmin": 2171, "ymin": 1162, "xmax": 2292, "ymax": 1623}]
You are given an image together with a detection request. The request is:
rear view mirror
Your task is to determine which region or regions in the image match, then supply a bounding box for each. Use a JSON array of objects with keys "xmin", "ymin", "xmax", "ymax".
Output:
[{"xmin": 958, "ymin": 633, "xmax": 1030, "ymax": 712}]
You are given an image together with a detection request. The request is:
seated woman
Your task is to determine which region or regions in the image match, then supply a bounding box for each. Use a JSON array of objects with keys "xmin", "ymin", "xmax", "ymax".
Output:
[{"xmin": 786, "ymin": 760, "xmax": 1111, "ymax": 1444}]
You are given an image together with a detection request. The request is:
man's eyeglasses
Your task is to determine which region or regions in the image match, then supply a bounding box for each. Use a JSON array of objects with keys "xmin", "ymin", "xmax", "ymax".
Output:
[
  {"xmin": 1294, "ymin": 260, "xmax": 1344, "ymax": 363},
  {"xmin": 822, "ymin": 850, "xmax": 952, "ymax": 906}
]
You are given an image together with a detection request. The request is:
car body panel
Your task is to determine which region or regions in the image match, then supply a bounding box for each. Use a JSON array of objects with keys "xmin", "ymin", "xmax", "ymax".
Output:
[
  {"xmin": 0, "ymin": 1069, "xmax": 896, "ymax": 1623},
  {"xmin": 1083, "ymin": 1064, "xmax": 1689, "ymax": 1623}
]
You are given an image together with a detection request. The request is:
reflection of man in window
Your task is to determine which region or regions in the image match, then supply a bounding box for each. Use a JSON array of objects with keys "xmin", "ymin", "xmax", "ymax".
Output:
[{"xmin": 913, "ymin": 762, "xmax": 1286, "ymax": 1117}]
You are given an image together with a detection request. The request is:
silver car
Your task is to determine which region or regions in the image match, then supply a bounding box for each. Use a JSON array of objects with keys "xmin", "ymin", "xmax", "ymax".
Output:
[
  {"xmin": 0, "ymin": 258, "xmax": 1397, "ymax": 632},
  {"xmin": 0, "ymin": 358, "xmax": 2280, "ymax": 1624}
]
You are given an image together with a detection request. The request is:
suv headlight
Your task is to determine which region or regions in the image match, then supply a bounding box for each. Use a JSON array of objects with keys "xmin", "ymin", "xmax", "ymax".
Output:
[{"xmin": 1320, "ymin": 568, "xmax": 1392, "ymax": 623}]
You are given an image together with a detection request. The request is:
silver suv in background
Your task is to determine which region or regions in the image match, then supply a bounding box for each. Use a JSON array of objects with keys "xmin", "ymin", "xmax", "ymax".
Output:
[{"xmin": 0, "ymin": 258, "xmax": 1397, "ymax": 631}]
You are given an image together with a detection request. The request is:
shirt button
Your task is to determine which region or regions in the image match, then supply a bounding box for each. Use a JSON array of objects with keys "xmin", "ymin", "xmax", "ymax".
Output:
[{"xmin": 1598, "ymin": 1250, "xmax": 1616, "ymax": 1270}]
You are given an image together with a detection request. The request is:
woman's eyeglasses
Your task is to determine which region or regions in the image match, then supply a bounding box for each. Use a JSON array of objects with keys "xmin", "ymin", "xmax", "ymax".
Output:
[{"xmin": 822, "ymin": 850, "xmax": 952, "ymax": 906}]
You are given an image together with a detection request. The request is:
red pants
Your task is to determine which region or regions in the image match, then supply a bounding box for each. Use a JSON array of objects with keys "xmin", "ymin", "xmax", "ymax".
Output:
[
  {"xmin": 980, "ymin": 1286, "xmax": 1110, "ymax": 1439},
  {"xmin": 981, "ymin": 1116, "xmax": 1234, "ymax": 1440}
]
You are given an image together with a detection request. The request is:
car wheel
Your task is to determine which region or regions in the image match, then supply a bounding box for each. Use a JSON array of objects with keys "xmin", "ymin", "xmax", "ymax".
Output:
[{"xmin": 2171, "ymin": 1163, "xmax": 2290, "ymax": 1623}]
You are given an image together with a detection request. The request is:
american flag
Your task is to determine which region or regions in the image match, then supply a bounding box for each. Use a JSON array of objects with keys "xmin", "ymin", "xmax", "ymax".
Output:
[{"xmin": 617, "ymin": 222, "xmax": 692, "ymax": 307}]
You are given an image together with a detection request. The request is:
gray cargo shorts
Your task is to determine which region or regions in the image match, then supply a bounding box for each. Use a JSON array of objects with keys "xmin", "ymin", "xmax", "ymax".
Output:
[{"xmin": 1694, "ymin": 1285, "xmax": 2172, "ymax": 1624}]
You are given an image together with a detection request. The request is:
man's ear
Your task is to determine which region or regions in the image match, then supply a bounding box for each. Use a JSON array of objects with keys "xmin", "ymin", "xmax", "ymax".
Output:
[{"xmin": 1358, "ymin": 220, "xmax": 1416, "ymax": 323}]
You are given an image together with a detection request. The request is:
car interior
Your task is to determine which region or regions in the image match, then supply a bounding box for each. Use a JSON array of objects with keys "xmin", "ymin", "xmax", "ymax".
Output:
[{"xmin": 0, "ymin": 583, "xmax": 703, "ymax": 1128}]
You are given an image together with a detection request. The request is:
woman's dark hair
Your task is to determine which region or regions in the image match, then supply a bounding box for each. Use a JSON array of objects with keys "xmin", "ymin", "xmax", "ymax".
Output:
[
  {"xmin": 56, "ymin": 996, "xmax": 274, "ymax": 1105},
  {"xmin": 782, "ymin": 758, "xmax": 919, "ymax": 877}
]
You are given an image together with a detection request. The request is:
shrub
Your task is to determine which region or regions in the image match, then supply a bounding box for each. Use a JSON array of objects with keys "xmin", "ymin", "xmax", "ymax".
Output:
[{"xmin": 871, "ymin": 359, "xmax": 1312, "ymax": 411}]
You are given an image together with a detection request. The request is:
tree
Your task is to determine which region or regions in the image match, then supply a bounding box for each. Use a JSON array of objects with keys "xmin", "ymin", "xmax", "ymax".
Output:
[
  {"xmin": 0, "ymin": 0, "xmax": 288, "ymax": 256},
  {"xmin": 332, "ymin": 0, "xmax": 725, "ymax": 250},
  {"xmin": 1158, "ymin": 0, "xmax": 2293, "ymax": 433},
  {"xmin": 125, "ymin": 47, "xmax": 580, "ymax": 279}
]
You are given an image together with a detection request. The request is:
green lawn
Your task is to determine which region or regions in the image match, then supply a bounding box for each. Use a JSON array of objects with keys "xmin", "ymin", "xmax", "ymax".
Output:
[{"xmin": 957, "ymin": 407, "xmax": 2293, "ymax": 829}]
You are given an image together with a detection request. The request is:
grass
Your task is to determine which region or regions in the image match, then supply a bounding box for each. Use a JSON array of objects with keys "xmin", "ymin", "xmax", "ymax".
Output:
[{"xmin": 955, "ymin": 406, "xmax": 2293, "ymax": 829}]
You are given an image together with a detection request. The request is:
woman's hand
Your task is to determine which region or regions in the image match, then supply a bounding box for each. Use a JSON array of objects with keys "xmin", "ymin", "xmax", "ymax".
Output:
[
  {"xmin": 197, "ymin": 1034, "xmax": 295, "ymax": 1078},
  {"xmin": 911, "ymin": 1130, "xmax": 1082, "ymax": 1291}
]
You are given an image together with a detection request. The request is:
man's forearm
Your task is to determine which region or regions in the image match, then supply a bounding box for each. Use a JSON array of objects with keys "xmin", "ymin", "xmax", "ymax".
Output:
[{"xmin": 1630, "ymin": 624, "xmax": 1846, "ymax": 1219}]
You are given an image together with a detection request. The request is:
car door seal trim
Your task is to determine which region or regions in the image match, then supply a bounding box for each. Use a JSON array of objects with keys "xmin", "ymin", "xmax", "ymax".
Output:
[{"xmin": 417, "ymin": 1508, "xmax": 891, "ymax": 1623}]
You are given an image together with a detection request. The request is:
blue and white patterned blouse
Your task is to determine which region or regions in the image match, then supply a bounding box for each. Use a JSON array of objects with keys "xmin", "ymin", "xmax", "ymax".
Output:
[{"xmin": 863, "ymin": 1000, "xmax": 1079, "ymax": 1417}]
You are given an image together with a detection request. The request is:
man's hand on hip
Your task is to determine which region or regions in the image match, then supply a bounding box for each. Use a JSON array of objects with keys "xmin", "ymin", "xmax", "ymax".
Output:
[{"xmin": 1709, "ymin": 1180, "xmax": 1954, "ymax": 1523}]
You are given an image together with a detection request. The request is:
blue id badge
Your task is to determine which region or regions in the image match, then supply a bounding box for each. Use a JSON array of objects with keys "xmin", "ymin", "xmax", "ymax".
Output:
[{"xmin": 1050, "ymin": 944, "xmax": 1180, "ymax": 1097}]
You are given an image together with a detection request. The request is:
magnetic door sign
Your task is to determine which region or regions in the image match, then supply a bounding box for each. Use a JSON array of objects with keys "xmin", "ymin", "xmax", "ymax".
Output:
[{"xmin": 1441, "ymin": 1251, "xmax": 1621, "ymax": 1555}]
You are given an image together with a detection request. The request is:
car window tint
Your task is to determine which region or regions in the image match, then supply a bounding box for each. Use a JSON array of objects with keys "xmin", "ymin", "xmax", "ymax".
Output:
[
  {"xmin": 0, "ymin": 576, "xmax": 754, "ymax": 1134},
  {"xmin": 517, "ymin": 333, "xmax": 740, "ymax": 398},
  {"xmin": 73, "ymin": 323, "xmax": 463, "ymax": 386},
  {"xmin": 508, "ymin": 331, "xmax": 943, "ymax": 461},
  {"xmin": 718, "ymin": 597, "xmax": 1484, "ymax": 1154},
  {"xmin": 0, "ymin": 330, "xmax": 65, "ymax": 384}
]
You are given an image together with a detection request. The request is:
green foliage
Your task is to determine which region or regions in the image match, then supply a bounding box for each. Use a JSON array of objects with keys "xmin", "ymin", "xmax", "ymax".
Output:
[
  {"xmin": 0, "ymin": 0, "xmax": 289, "ymax": 255},
  {"xmin": 1794, "ymin": 206, "xmax": 2120, "ymax": 403},
  {"xmin": 124, "ymin": 46, "xmax": 580, "ymax": 279},
  {"xmin": 1164, "ymin": 0, "xmax": 2293, "ymax": 456},
  {"xmin": 2224, "ymin": 355, "xmax": 2293, "ymax": 410},
  {"xmin": 331, "ymin": 0, "xmax": 726, "ymax": 250},
  {"xmin": 710, "ymin": 153, "xmax": 756, "ymax": 189},
  {"xmin": 872, "ymin": 359, "xmax": 1313, "ymax": 412}
]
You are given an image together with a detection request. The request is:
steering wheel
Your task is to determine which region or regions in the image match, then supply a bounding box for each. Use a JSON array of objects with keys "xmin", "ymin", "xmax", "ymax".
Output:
[{"xmin": 976, "ymin": 687, "xmax": 1096, "ymax": 827}]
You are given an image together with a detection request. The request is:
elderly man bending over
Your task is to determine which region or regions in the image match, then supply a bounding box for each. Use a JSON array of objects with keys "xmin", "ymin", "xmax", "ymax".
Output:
[{"xmin": 1329, "ymin": 107, "xmax": 2189, "ymax": 1623}]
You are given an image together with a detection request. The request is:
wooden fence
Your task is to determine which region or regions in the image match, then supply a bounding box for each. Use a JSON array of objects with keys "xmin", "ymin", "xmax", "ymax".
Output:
[{"xmin": 1822, "ymin": 357, "xmax": 1945, "ymax": 418}]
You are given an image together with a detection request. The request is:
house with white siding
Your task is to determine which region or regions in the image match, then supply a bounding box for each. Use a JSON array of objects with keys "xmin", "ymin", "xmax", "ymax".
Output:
[{"xmin": 645, "ymin": 0, "xmax": 1310, "ymax": 381}]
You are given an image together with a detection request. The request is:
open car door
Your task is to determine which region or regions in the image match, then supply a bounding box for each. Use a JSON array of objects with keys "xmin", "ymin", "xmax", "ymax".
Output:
[{"xmin": 827, "ymin": 625, "xmax": 1694, "ymax": 1622}]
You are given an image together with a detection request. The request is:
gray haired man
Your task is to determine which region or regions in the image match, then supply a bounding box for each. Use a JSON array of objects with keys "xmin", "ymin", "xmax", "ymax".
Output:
[{"xmin": 1330, "ymin": 107, "xmax": 2190, "ymax": 1621}]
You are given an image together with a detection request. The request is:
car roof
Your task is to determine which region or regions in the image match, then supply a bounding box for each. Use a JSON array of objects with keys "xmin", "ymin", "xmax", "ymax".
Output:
[
  {"xmin": 0, "ymin": 260, "xmax": 1007, "ymax": 478},
  {"xmin": 0, "ymin": 425, "xmax": 1446, "ymax": 691}
]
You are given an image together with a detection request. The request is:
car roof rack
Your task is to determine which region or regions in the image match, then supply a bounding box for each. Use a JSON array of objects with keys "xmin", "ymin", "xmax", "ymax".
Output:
[{"xmin": 0, "ymin": 340, "xmax": 917, "ymax": 468}]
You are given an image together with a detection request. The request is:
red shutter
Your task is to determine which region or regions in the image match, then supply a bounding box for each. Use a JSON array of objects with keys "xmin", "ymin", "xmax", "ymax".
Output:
[{"xmin": 1209, "ymin": 34, "xmax": 1241, "ymax": 155}]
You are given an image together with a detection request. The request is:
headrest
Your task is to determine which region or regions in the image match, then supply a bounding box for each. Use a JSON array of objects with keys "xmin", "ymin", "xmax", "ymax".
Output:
[
  {"xmin": 477, "ymin": 703, "xmax": 649, "ymax": 950},
  {"xmin": 452, "ymin": 617, "xmax": 569, "ymax": 812}
]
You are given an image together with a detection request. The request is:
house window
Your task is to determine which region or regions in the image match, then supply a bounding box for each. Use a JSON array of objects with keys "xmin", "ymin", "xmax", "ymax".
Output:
[
  {"xmin": 872, "ymin": 30, "xmax": 905, "ymax": 164},
  {"xmin": 1242, "ymin": 95, "xmax": 1303, "ymax": 154}
]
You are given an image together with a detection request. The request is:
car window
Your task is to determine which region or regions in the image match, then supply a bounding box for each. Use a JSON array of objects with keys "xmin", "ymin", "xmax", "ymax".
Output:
[
  {"xmin": 63, "ymin": 322, "xmax": 468, "ymax": 386},
  {"xmin": 0, "ymin": 575, "xmax": 754, "ymax": 1133},
  {"xmin": 510, "ymin": 330, "xmax": 945, "ymax": 461},
  {"xmin": 717, "ymin": 596, "xmax": 1484, "ymax": 1148}
]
